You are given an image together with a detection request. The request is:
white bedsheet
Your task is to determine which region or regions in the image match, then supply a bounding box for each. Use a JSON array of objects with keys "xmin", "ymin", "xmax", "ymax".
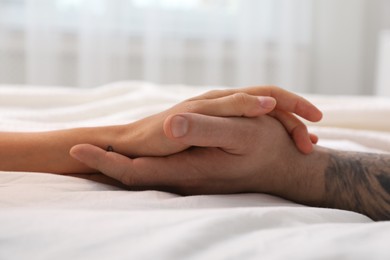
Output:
[{"xmin": 1, "ymin": 81, "xmax": 389, "ymax": 260}]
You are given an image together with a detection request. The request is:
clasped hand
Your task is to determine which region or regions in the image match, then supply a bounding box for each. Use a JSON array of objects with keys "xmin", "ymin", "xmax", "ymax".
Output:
[{"xmin": 70, "ymin": 86, "xmax": 322, "ymax": 195}]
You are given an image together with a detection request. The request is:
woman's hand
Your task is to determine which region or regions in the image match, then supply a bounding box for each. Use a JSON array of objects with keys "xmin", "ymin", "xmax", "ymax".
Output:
[{"xmin": 102, "ymin": 86, "xmax": 322, "ymax": 158}]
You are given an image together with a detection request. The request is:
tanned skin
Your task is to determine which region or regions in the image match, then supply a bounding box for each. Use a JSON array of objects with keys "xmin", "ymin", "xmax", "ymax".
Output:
[
  {"xmin": 71, "ymin": 114, "xmax": 390, "ymax": 221},
  {"xmin": 323, "ymin": 151, "xmax": 390, "ymax": 221}
]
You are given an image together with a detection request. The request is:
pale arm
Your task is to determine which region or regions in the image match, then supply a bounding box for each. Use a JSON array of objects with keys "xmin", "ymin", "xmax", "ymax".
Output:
[
  {"xmin": 0, "ymin": 126, "xmax": 123, "ymax": 174},
  {"xmin": 1, "ymin": 86, "xmax": 322, "ymax": 174}
]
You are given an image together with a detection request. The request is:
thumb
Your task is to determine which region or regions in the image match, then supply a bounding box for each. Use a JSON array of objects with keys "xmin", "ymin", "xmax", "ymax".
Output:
[
  {"xmin": 163, "ymin": 113, "xmax": 252, "ymax": 151},
  {"xmin": 70, "ymin": 143, "xmax": 195, "ymax": 188},
  {"xmin": 70, "ymin": 144, "xmax": 133, "ymax": 182}
]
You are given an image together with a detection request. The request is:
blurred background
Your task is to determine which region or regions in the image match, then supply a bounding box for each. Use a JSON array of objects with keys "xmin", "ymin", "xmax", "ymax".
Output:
[{"xmin": 0, "ymin": 0, "xmax": 389, "ymax": 95}]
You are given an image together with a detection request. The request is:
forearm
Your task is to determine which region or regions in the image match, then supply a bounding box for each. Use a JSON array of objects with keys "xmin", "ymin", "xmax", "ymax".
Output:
[
  {"xmin": 286, "ymin": 146, "xmax": 390, "ymax": 221},
  {"xmin": 321, "ymin": 149, "xmax": 390, "ymax": 221},
  {"xmin": 0, "ymin": 125, "xmax": 127, "ymax": 174}
]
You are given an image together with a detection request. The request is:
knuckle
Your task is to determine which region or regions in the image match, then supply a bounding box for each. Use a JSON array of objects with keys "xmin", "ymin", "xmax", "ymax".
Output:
[
  {"xmin": 181, "ymin": 100, "xmax": 201, "ymax": 113},
  {"xmin": 300, "ymin": 122, "xmax": 308, "ymax": 131},
  {"xmin": 231, "ymin": 92, "xmax": 250, "ymax": 108},
  {"xmin": 297, "ymin": 123, "xmax": 309, "ymax": 135},
  {"xmin": 184, "ymin": 89, "xmax": 221, "ymax": 101},
  {"xmin": 99, "ymin": 153, "xmax": 133, "ymax": 186},
  {"xmin": 118, "ymin": 168, "xmax": 133, "ymax": 186},
  {"xmin": 266, "ymin": 85, "xmax": 283, "ymax": 95},
  {"xmin": 205, "ymin": 89, "xmax": 223, "ymax": 97},
  {"xmin": 268, "ymin": 85, "xmax": 281, "ymax": 91}
]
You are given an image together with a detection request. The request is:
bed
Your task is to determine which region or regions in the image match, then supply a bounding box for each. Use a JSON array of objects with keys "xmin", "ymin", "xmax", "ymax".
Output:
[{"xmin": 1, "ymin": 81, "xmax": 389, "ymax": 260}]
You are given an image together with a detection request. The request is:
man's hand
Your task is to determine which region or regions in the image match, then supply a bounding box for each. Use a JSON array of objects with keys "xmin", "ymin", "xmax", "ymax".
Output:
[
  {"xmin": 70, "ymin": 113, "xmax": 324, "ymax": 199},
  {"xmin": 71, "ymin": 113, "xmax": 390, "ymax": 221},
  {"xmin": 75, "ymin": 86, "xmax": 322, "ymax": 160}
]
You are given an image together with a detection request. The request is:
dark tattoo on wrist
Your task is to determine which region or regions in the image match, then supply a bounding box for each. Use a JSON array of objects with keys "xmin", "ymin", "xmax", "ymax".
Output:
[
  {"xmin": 324, "ymin": 151, "xmax": 390, "ymax": 221},
  {"xmin": 106, "ymin": 145, "xmax": 114, "ymax": 152}
]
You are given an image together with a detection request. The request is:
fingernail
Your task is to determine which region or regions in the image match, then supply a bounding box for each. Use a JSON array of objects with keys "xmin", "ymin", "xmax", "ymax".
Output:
[
  {"xmin": 258, "ymin": 97, "xmax": 276, "ymax": 109},
  {"xmin": 69, "ymin": 147, "xmax": 82, "ymax": 161},
  {"xmin": 171, "ymin": 115, "xmax": 189, "ymax": 138}
]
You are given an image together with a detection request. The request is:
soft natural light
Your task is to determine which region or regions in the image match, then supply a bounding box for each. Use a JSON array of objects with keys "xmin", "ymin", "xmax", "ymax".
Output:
[
  {"xmin": 55, "ymin": 0, "xmax": 238, "ymax": 12},
  {"xmin": 1, "ymin": 0, "xmax": 388, "ymax": 95},
  {"xmin": 133, "ymin": 0, "xmax": 202, "ymax": 9}
]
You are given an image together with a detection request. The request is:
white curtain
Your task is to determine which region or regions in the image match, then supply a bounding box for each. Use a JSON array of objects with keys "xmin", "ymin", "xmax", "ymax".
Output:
[{"xmin": 0, "ymin": 0, "xmax": 389, "ymax": 94}]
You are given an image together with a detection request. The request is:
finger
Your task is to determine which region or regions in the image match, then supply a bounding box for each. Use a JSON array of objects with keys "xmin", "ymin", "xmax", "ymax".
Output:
[
  {"xmin": 190, "ymin": 86, "xmax": 322, "ymax": 122},
  {"xmin": 271, "ymin": 110, "xmax": 313, "ymax": 154},
  {"xmin": 310, "ymin": 133, "xmax": 319, "ymax": 144},
  {"xmin": 167, "ymin": 109, "xmax": 314, "ymax": 154},
  {"xmin": 185, "ymin": 93, "xmax": 276, "ymax": 117},
  {"xmin": 163, "ymin": 113, "xmax": 253, "ymax": 152},
  {"xmin": 70, "ymin": 143, "xmax": 204, "ymax": 189},
  {"xmin": 70, "ymin": 144, "xmax": 137, "ymax": 185}
]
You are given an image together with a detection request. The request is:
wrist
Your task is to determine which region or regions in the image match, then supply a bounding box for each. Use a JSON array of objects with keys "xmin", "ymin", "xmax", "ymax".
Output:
[
  {"xmin": 113, "ymin": 116, "xmax": 173, "ymax": 157},
  {"xmin": 103, "ymin": 122, "xmax": 138, "ymax": 156},
  {"xmin": 273, "ymin": 145, "xmax": 330, "ymax": 207}
]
